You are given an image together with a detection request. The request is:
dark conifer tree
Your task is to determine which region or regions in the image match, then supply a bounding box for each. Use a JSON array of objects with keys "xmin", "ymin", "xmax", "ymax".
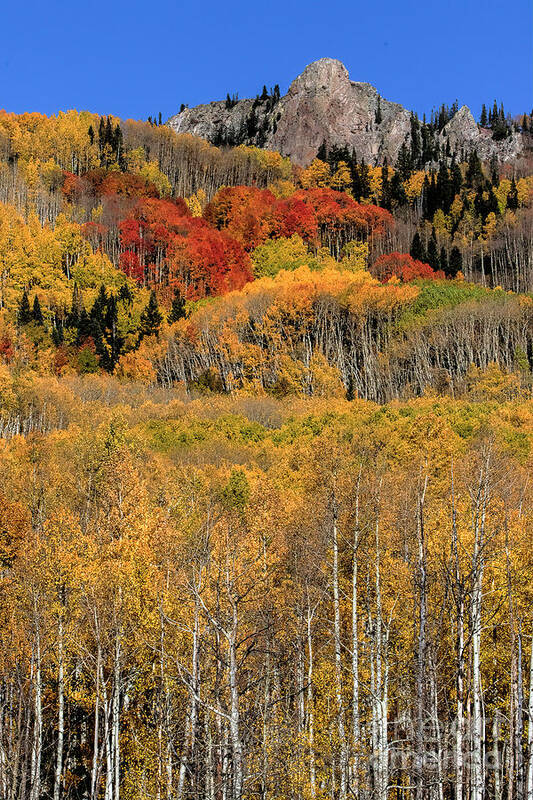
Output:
[
  {"xmin": 317, "ymin": 141, "xmax": 328, "ymax": 162},
  {"xmin": 17, "ymin": 290, "xmax": 32, "ymax": 326},
  {"xmin": 380, "ymin": 161, "xmax": 391, "ymax": 209},
  {"xmin": 359, "ymin": 160, "xmax": 371, "ymax": 199},
  {"xmin": 389, "ymin": 171, "xmax": 407, "ymax": 207},
  {"xmin": 76, "ymin": 308, "xmax": 92, "ymax": 345},
  {"xmin": 375, "ymin": 95, "xmax": 382, "ymax": 125},
  {"xmin": 480, "ymin": 104, "xmax": 488, "ymax": 127},
  {"xmin": 396, "ymin": 142, "xmax": 413, "ymax": 180},
  {"xmin": 427, "ymin": 229, "xmax": 440, "ymax": 271},
  {"xmin": 440, "ymin": 246, "xmax": 448, "ymax": 275},
  {"xmin": 168, "ymin": 288, "xmax": 187, "ymax": 324},
  {"xmin": 410, "ymin": 232, "xmax": 426, "ymax": 263},
  {"xmin": 139, "ymin": 290, "xmax": 163, "ymax": 341},
  {"xmin": 51, "ymin": 318, "xmax": 63, "ymax": 347},
  {"xmin": 32, "ymin": 296, "xmax": 44, "ymax": 326},
  {"xmin": 448, "ymin": 246, "xmax": 463, "ymax": 277},
  {"xmin": 450, "ymin": 156, "xmax": 462, "ymax": 197},
  {"xmin": 507, "ymin": 176, "xmax": 519, "ymax": 210}
]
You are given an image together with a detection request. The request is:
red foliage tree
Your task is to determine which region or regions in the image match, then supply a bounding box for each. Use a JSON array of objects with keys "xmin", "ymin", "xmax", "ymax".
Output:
[
  {"xmin": 372, "ymin": 252, "xmax": 443, "ymax": 282},
  {"xmin": 118, "ymin": 198, "xmax": 252, "ymax": 298}
]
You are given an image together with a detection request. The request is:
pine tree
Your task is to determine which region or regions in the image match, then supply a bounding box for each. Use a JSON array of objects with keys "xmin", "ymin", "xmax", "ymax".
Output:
[
  {"xmin": 17, "ymin": 290, "xmax": 32, "ymax": 326},
  {"xmin": 507, "ymin": 176, "xmax": 519, "ymax": 210},
  {"xmin": 168, "ymin": 288, "xmax": 186, "ymax": 324},
  {"xmin": 32, "ymin": 296, "xmax": 44, "ymax": 326},
  {"xmin": 410, "ymin": 232, "xmax": 426, "ymax": 263},
  {"xmin": 450, "ymin": 156, "xmax": 462, "ymax": 197},
  {"xmin": 427, "ymin": 229, "xmax": 440, "ymax": 271},
  {"xmin": 139, "ymin": 290, "xmax": 163, "ymax": 340},
  {"xmin": 380, "ymin": 161, "xmax": 391, "ymax": 209},
  {"xmin": 448, "ymin": 246, "xmax": 463, "ymax": 277},
  {"xmin": 440, "ymin": 246, "xmax": 448, "ymax": 275},
  {"xmin": 480, "ymin": 104, "xmax": 488, "ymax": 127},
  {"xmin": 396, "ymin": 142, "xmax": 413, "ymax": 180},
  {"xmin": 375, "ymin": 95, "xmax": 383, "ymax": 125}
]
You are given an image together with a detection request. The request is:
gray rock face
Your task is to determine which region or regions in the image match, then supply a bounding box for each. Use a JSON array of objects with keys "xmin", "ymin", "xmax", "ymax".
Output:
[
  {"xmin": 441, "ymin": 105, "xmax": 523, "ymax": 162},
  {"xmin": 167, "ymin": 58, "xmax": 525, "ymax": 167}
]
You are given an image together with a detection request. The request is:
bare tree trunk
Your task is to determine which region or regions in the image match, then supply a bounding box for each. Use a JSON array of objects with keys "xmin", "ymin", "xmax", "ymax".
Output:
[
  {"xmin": 452, "ymin": 471, "xmax": 465, "ymax": 800},
  {"xmin": 91, "ymin": 634, "xmax": 102, "ymax": 800},
  {"xmin": 351, "ymin": 469, "xmax": 361, "ymax": 798},
  {"xmin": 112, "ymin": 631, "xmax": 120, "ymax": 800},
  {"xmin": 471, "ymin": 460, "xmax": 488, "ymax": 800},
  {"xmin": 30, "ymin": 600, "xmax": 42, "ymax": 800},
  {"xmin": 228, "ymin": 600, "xmax": 243, "ymax": 800},
  {"xmin": 177, "ymin": 602, "xmax": 200, "ymax": 800},
  {"xmin": 306, "ymin": 594, "xmax": 316, "ymax": 800},
  {"xmin": 527, "ymin": 630, "xmax": 533, "ymax": 800},
  {"xmin": 332, "ymin": 495, "xmax": 348, "ymax": 800},
  {"xmin": 53, "ymin": 611, "xmax": 65, "ymax": 800}
]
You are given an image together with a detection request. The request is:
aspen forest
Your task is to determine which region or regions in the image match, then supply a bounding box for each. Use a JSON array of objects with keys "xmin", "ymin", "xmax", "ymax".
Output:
[{"xmin": 1, "ymin": 68, "xmax": 533, "ymax": 800}]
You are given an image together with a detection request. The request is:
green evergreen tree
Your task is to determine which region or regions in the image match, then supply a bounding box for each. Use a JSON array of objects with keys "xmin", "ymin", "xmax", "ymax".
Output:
[
  {"xmin": 450, "ymin": 156, "xmax": 462, "ymax": 197},
  {"xmin": 396, "ymin": 142, "xmax": 413, "ymax": 180},
  {"xmin": 375, "ymin": 95, "xmax": 383, "ymax": 125},
  {"xmin": 507, "ymin": 176, "xmax": 519, "ymax": 210},
  {"xmin": 32, "ymin": 295, "xmax": 44, "ymax": 326},
  {"xmin": 448, "ymin": 246, "xmax": 463, "ymax": 277},
  {"xmin": 17, "ymin": 290, "xmax": 32, "ymax": 326},
  {"xmin": 427, "ymin": 230, "xmax": 440, "ymax": 271},
  {"xmin": 380, "ymin": 161, "xmax": 391, "ymax": 209},
  {"xmin": 139, "ymin": 290, "xmax": 163, "ymax": 341},
  {"xmin": 440, "ymin": 246, "xmax": 448, "ymax": 275},
  {"xmin": 410, "ymin": 232, "xmax": 426, "ymax": 263},
  {"xmin": 480, "ymin": 104, "xmax": 488, "ymax": 127},
  {"xmin": 168, "ymin": 288, "xmax": 186, "ymax": 324}
]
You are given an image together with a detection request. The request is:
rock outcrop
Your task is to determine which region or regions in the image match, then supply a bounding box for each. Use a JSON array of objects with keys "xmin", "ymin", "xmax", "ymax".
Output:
[{"xmin": 167, "ymin": 58, "xmax": 526, "ymax": 167}]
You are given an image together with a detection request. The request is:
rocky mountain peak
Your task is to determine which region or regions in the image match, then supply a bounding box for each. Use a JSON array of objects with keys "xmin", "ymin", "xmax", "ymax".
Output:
[
  {"xmin": 288, "ymin": 58, "xmax": 350, "ymax": 93},
  {"xmin": 167, "ymin": 60, "xmax": 526, "ymax": 167}
]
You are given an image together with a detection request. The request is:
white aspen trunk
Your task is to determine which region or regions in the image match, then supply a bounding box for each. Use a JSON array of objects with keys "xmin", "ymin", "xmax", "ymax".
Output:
[
  {"xmin": 91, "ymin": 635, "xmax": 102, "ymax": 800},
  {"xmin": 307, "ymin": 598, "xmax": 316, "ymax": 800},
  {"xmin": 53, "ymin": 612, "xmax": 65, "ymax": 800},
  {"xmin": 471, "ymin": 468, "xmax": 487, "ymax": 800},
  {"xmin": 177, "ymin": 602, "xmax": 200, "ymax": 800},
  {"xmin": 112, "ymin": 631, "xmax": 120, "ymax": 800},
  {"xmin": 351, "ymin": 472, "xmax": 361, "ymax": 797},
  {"xmin": 103, "ymin": 676, "xmax": 113, "ymax": 800},
  {"xmin": 517, "ymin": 629, "xmax": 525, "ymax": 800},
  {"xmin": 416, "ymin": 477, "xmax": 428, "ymax": 800},
  {"xmin": 30, "ymin": 601, "xmax": 42, "ymax": 800},
  {"xmin": 452, "ymin": 471, "xmax": 465, "ymax": 800},
  {"xmin": 527, "ymin": 632, "xmax": 533, "ymax": 800},
  {"xmin": 493, "ymin": 712, "xmax": 501, "ymax": 800},
  {"xmin": 371, "ymin": 503, "xmax": 388, "ymax": 800},
  {"xmin": 332, "ymin": 498, "xmax": 348, "ymax": 800},
  {"xmin": 228, "ymin": 600, "xmax": 243, "ymax": 800}
]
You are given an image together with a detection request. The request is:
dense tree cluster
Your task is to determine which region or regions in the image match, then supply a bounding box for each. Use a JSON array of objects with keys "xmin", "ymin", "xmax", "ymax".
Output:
[{"xmin": 1, "ymin": 374, "xmax": 533, "ymax": 800}]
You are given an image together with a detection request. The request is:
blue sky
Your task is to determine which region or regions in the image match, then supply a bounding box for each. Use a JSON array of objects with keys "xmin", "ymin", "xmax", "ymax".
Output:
[{"xmin": 1, "ymin": 0, "xmax": 531, "ymax": 122}]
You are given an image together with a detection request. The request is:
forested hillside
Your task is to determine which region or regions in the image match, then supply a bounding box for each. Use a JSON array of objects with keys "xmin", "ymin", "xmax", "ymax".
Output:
[{"xmin": 1, "ymin": 94, "xmax": 533, "ymax": 800}]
